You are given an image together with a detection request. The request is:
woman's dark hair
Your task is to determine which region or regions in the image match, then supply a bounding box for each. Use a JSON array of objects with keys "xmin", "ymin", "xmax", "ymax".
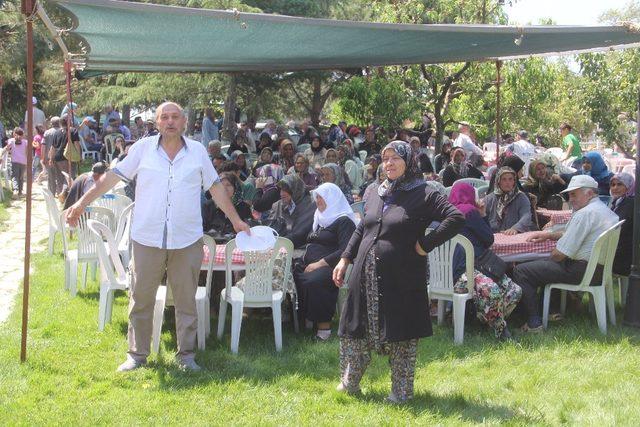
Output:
[
  {"xmin": 220, "ymin": 171, "xmax": 241, "ymax": 188},
  {"xmin": 13, "ymin": 127, "xmax": 24, "ymax": 136},
  {"xmin": 91, "ymin": 161, "xmax": 108, "ymax": 175},
  {"xmin": 219, "ymin": 161, "xmax": 240, "ymax": 173},
  {"xmin": 418, "ymin": 153, "xmax": 434, "ymax": 174}
]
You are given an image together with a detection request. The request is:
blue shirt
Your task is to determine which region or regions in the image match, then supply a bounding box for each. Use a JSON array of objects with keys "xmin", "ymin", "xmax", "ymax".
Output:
[{"xmin": 202, "ymin": 117, "xmax": 219, "ymax": 147}]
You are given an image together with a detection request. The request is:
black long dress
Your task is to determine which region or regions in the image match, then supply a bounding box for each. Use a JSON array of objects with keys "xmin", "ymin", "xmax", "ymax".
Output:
[
  {"xmin": 293, "ymin": 216, "xmax": 356, "ymax": 322},
  {"xmin": 612, "ymin": 196, "xmax": 634, "ymax": 276}
]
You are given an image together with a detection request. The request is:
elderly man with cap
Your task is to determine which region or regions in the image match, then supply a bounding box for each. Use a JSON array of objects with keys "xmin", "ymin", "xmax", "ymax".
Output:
[
  {"xmin": 65, "ymin": 101, "xmax": 250, "ymax": 372},
  {"xmin": 78, "ymin": 116, "xmax": 102, "ymax": 155},
  {"xmin": 24, "ymin": 96, "xmax": 46, "ymax": 132},
  {"xmin": 513, "ymin": 175, "xmax": 619, "ymax": 332}
]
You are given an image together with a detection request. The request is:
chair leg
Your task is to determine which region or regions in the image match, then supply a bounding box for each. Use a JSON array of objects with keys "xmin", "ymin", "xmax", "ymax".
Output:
[
  {"xmin": 230, "ymin": 301, "xmax": 244, "ymax": 354},
  {"xmin": 452, "ymin": 296, "xmax": 467, "ymax": 345},
  {"xmin": 196, "ymin": 297, "xmax": 206, "ymax": 350},
  {"xmin": 542, "ymin": 286, "xmax": 552, "ymax": 329},
  {"xmin": 106, "ymin": 289, "xmax": 115, "ymax": 324},
  {"xmin": 605, "ymin": 280, "xmax": 616, "ymax": 326},
  {"xmin": 152, "ymin": 287, "xmax": 167, "ymax": 354},
  {"xmin": 48, "ymin": 228, "xmax": 54, "ymax": 255},
  {"xmin": 437, "ymin": 299, "xmax": 445, "ymax": 325},
  {"xmin": 81, "ymin": 262, "xmax": 88, "ymax": 291},
  {"xmin": 292, "ymin": 296, "xmax": 300, "ymax": 334},
  {"xmin": 217, "ymin": 297, "xmax": 228, "ymax": 339},
  {"xmin": 272, "ymin": 300, "xmax": 283, "ymax": 352},
  {"xmin": 592, "ymin": 288, "xmax": 607, "ymax": 334},
  {"xmin": 91, "ymin": 261, "xmax": 97, "ymax": 282},
  {"xmin": 560, "ymin": 290, "xmax": 567, "ymax": 315},
  {"xmin": 68, "ymin": 259, "xmax": 78, "ymax": 297},
  {"xmin": 98, "ymin": 285, "xmax": 109, "ymax": 331},
  {"xmin": 205, "ymin": 298, "xmax": 211, "ymax": 337}
]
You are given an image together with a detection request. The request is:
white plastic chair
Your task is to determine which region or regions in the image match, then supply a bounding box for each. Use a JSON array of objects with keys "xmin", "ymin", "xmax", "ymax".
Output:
[
  {"xmin": 79, "ymin": 136, "xmax": 100, "ymax": 161},
  {"xmin": 547, "ymin": 147, "xmax": 564, "ymax": 160},
  {"xmin": 87, "ymin": 220, "xmax": 167, "ymax": 339},
  {"xmin": 426, "ymin": 180, "xmax": 446, "ymax": 194},
  {"xmin": 456, "ymin": 178, "xmax": 486, "ymax": 189},
  {"xmin": 41, "ymin": 187, "xmax": 63, "ymax": 254},
  {"xmin": 92, "ymin": 193, "xmax": 132, "ymax": 230},
  {"xmin": 359, "ymin": 150, "xmax": 367, "ymax": 163},
  {"xmin": 427, "ymin": 232, "xmax": 475, "ymax": 345},
  {"xmin": 622, "ymin": 164, "xmax": 635, "ymax": 176},
  {"xmin": 217, "ymin": 237, "xmax": 294, "ymax": 354},
  {"xmin": 542, "ymin": 220, "xmax": 624, "ymax": 334},
  {"xmin": 0, "ymin": 151, "xmax": 11, "ymax": 191},
  {"xmin": 115, "ymin": 202, "xmax": 134, "ymax": 267},
  {"xmin": 61, "ymin": 206, "xmax": 115, "ymax": 296},
  {"xmin": 476, "ymin": 184, "xmax": 490, "ymax": 199},
  {"xmin": 483, "ymin": 142, "xmax": 497, "ymax": 162},
  {"xmin": 296, "ymin": 143, "xmax": 310, "ymax": 153}
]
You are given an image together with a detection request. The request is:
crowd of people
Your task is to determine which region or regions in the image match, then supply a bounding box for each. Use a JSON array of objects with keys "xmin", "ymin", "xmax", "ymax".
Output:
[{"xmin": 2, "ymin": 100, "xmax": 636, "ymax": 403}]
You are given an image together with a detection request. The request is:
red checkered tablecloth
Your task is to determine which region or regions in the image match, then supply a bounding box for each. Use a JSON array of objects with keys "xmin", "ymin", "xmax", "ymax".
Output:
[
  {"xmin": 491, "ymin": 231, "xmax": 556, "ymax": 257},
  {"xmin": 202, "ymin": 244, "xmax": 246, "ymax": 265},
  {"xmin": 536, "ymin": 209, "xmax": 572, "ymax": 225}
]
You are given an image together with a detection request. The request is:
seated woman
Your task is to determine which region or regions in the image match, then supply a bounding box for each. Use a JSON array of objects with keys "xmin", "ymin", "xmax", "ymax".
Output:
[
  {"xmin": 442, "ymin": 147, "xmax": 484, "ymax": 187},
  {"xmin": 359, "ymin": 154, "xmax": 382, "ymax": 197},
  {"xmin": 580, "ymin": 151, "xmax": 614, "ymax": 195},
  {"xmin": 610, "ymin": 172, "xmax": 635, "ymax": 276},
  {"xmin": 324, "ymin": 148, "xmax": 339, "ymax": 165},
  {"xmin": 252, "ymin": 147, "xmax": 273, "ymax": 177},
  {"xmin": 226, "ymin": 131, "xmax": 250, "ymax": 156},
  {"xmin": 230, "ymin": 150, "xmax": 251, "ymax": 181},
  {"xmin": 320, "ymin": 163, "xmax": 354, "ymax": 204},
  {"xmin": 202, "ymin": 172, "xmax": 252, "ymax": 233},
  {"xmin": 434, "ymin": 140, "xmax": 452, "ymax": 173},
  {"xmin": 337, "ymin": 143, "xmax": 363, "ymax": 193},
  {"xmin": 277, "ymin": 139, "xmax": 296, "ymax": 171},
  {"xmin": 523, "ymin": 159, "xmax": 566, "ymax": 209},
  {"xmin": 484, "ymin": 167, "xmax": 534, "ymax": 235},
  {"xmin": 268, "ymin": 174, "xmax": 316, "ymax": 249},
  {"xmin": 293, "ymin": 183, "xmax": 357, "ymax": 341},
  {"xmin": 488, "ymin": 153, "xmax": 525, "ymax": 192},
  {"xmin": 256, "ymin": 132, "xmax": 273, "ymax": 152},
  {"xmin": 448, "ymin": 182, "xmax": 522, "ymax": 340},
  {"xmin": 253, "ymin": 164, "xmax": 284, "ymax": 214},
  {"xmin": 292, "ymin": 153, "xmax": 319, "ymax": 191},
  {"xmin": 304, "ymin": 135, "xmax": 327, "ymax": 168}
]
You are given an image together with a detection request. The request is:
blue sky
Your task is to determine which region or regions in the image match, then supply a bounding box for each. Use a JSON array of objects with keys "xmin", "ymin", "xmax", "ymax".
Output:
[{"xmin": 505, "ymin": 0, "xmax": 632, "ymax": 25}]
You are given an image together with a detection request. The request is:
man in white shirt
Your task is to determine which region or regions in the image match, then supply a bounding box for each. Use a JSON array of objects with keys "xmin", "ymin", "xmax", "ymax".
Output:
[
  {"xmin": 66, "ymin": 102, "xmax": 250, "ymax": 372},
  {"xmin": 513, "ymin": 175, "xmax": 619, "ymax": 332},
  {"xmin": 24, "ymin": 96, "xmax": 46, "ymax": 132},
  {"xmin": 508, "ymin": 130, "xmax": 536, "ymax": 177},
  {"xmin": 453, "ymin": 122, "xmax": 483, "ymax": 161}
]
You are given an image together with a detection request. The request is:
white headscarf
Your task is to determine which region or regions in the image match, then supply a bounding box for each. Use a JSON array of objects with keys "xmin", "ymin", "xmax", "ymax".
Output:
[{"xmin": 311, "ymin": 183, "xmax": 356, "ymax": 231}]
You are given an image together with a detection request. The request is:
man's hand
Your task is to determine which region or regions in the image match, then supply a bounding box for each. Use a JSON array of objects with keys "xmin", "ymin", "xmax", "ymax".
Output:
[
  {"xmin": 65, "ymin": 201, "xmax": 86, "ymax": 227},
  {"xmin": 415, "ymin": 240, "xmax": 427, "ymax": 256},
  {"xmin": 526, "ymin": 231, "xmax": 550, "ymax": 242},
  {"xmin": 232, "ymin": 219, "xmax": 251, "ymax": 235}
]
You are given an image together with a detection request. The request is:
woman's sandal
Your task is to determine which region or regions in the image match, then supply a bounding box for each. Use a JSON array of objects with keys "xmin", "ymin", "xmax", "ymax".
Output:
[
  {"xmin": 520, "ymin": 323, "xmax": 544, "ymax": 333},
  {"xmin": 548, "ymin": 313, "xmax": 564, "ymax": 322}
]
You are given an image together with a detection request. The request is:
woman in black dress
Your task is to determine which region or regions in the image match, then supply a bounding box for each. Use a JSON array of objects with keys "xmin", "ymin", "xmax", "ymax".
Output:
[
  {"xmin": 441, "ymin": 147, "xmax": 484, "ymax": 187},
  {"xmin": 610, "ymin": 172, "xmax": 635, "ymax": 276},
  {"xmin": 332, "ymin": 140, "xmax": 464, "ymax": 403},
  {"xmin": 293, "ymin": 183, "xmax": 356, "ymax": 341}
]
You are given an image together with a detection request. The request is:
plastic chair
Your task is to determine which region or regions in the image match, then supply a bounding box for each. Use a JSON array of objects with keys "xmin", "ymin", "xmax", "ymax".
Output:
[
  {"xmin": 87, "ymin": 220, "xmax": 167, "ymax": 339},
  {"xmin": 598, "ymin": 195, "xmax": 612, "ymax": 207},
  {"xmin": 0, "ymin": 151, "xmax": 11, "ymax": 191},
  {"xmin": 426, "ymin": 180, "xmax": 446, "ymax": 194},
  {"xmin": 483, "ymin": 142, "xmax": 497, "ymax": 161},
  {"xmin": 359, "ymin": 150, "xmax": 367, "ymax": 163},
  {"xmin": 427, "ymin": 232, "xmax": 475, "ymax": 344},
  {"xmin": 296, "ymin": 143, "xmax": 310, "ymax": 153},
  {"xmin": 476, "ymin": 184, "xmax": 490, "ymax": 199},
  {"xmin": 456, "ymin": 178, "xmax": 486, "ymax": 189},
  {"xmin": 217, "ymin": 237, "xmax": 294, "ymax": 354},
  {"xmin": 92, "ymin": 193, "xmax": 132, "ymax": 232},
  {"xmin": 547, "ymin": 147, "xmax": 564, "ymax": 160},
  {"xmin": 542, "ymin": 220, "xmax": 624, "ymax": 334},
  {"xmin": 614, "ymin": 274, "xmax": 629, "ymax": 307},
  {"xmin": 622, "ymin": 164, "xmax": 635, "ymax": 176},
  {"xmin": 79, "ymin": 136, "xmax": 100, "ymax": 161},
  {"xmin": 60, "ymin": 206, "xmax": 115, "ymax": 296},
  {"xmin": 115, "ymin": 202, "xmax": 134, "ymax": 267},
  {"xmin": 41, "ymin": 187, "xmax": 63, "ymax": 254}
]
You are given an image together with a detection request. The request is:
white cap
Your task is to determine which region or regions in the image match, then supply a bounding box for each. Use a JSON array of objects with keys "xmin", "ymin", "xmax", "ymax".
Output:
[
  {"xmin": 561, "ymin": 175, "xmax": 598, "ymax": 193},
  {"xmin": 32, "ymin": 96, "xmax": 38, "ymax": 105}
]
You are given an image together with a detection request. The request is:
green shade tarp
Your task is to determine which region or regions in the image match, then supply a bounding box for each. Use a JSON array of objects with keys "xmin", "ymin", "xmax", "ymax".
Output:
[{"xmin": 53, "ymin": 0, "xmax": 640, "ymax": 76}]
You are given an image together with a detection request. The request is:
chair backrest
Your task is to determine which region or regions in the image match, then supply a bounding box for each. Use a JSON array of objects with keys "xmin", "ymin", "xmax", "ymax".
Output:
[
  {"xmin": 296, "ymin": 143, "xmax": 310, "ymax": 153},
  {"xmin": 622, "ymin": 164, "xmax": 636, "ymax": 176},
  {"xmin": 359, "ymin": 150, "xmax": 367, "ymax": 163},
  {"xmin": 547, "ymin": 147, "xmax": 564, "ymax": 159},
  {"xmin": 202, "ymin": 234, "xmax": 217, "ymax": 299},
  {"xmin": 87, "ymin": 219, "xmax": 127, "ymax": 285},
  {"xmin": 350, "ymin": 201, "xmax": 365, "ymax": 216},
  {"xmin": 225, "ymin": 237, "xmax": 294, "ymax": 303},
  {"xmin": 93, "ymin": 193, "xmax": 132, "ymax": 230},
  {"xmin": 577, "ymin": 220, "xmax": 624, "ymax": 289},
  {"xmin": 457, "ymin": 178, "xmax": 486, "ymax": 189},
  {"xmin": 476, "ymin": 184, "xmax": 489, "ymax": 199},
  {"xmin": 427, "ymin": 230, "xmax": 475, "ymax": 294},
  {"xmin": 426, "ymin": 180, "xmax": 446, "ymax": 194},
  {"xmin": 598, "ymin": 195, "xmax": 612, "ymax": 207},
  {"xmin": 483, "ymin": 142, "xmax": 496, "ymax": 153},
  {"xmin": 77, "ymin": 206, "xmax": 115, "ymax": 260},
  {"xmin": 115, "ymin": 202, "xmax": 134, "ymax": 247},
  {"xmin": 41, "ymin": 187, "xmax": 62, "ymax": 231}
]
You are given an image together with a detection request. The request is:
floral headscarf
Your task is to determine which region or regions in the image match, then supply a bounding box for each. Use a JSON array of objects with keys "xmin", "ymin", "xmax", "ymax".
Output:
[
  {"xmin": 220, "ymin": 172, "xmax": 243, "ymax": 206},
  {"xmin": 493, "ymin": 167, "xmax": 520, "ymax": 221},
  {"xmin": 450, "ymin": 147, "xmax": 469, "ymax": 178},
  {"xmin": 611, "ymin": 172, "xmax": 635, "ymax": 199},
  {"xmin": 377, "ymin": 140, "xmax": 423, "ymax": 198},
  {"xmin": 258, "ymin": 164, "xmax": 285, "ymax": 190},
  {"xmin": 277, "ymin": 173, "xmax": 306, "ymax": 204}
]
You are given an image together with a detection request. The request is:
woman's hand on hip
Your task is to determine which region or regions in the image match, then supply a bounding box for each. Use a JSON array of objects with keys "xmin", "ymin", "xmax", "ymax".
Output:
[
  {"xmin": 333, "ymin": 258, "xmax": 350, "ymax": 287},
  {"xmin": 415, "ymin": 241, "xmax": 427, "ymax": 256}
]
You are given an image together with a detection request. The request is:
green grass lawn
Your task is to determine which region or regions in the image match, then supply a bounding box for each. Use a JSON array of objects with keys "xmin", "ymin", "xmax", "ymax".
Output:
[{"xmin": 1, "ymin": 238, "xmax": 640, "ymax": 425}]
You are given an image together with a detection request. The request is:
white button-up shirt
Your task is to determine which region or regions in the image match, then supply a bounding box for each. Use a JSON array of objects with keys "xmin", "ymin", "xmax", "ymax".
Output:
[
  {"xmin": 454, "ymin": 133, "xmax": 483, "ymax": 158},
  {"xmin": 556, "ymin": 197, "xmax": 619, "ymax": 261},
  {"xmin": 114, "ymin": 135, "xmax": 219, "ymax": 249}
]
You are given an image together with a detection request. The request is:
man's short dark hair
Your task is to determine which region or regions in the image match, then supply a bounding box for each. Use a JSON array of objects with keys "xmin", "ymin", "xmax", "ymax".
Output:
[
  {"xmin": 560, "ymin": 122, "xmax": 572, "ymax": 131},
  {"xmin": 518, "ymin": 130, "xmax": 528, "ymax": 139},
  {"xmin": 219, "ymin": 161, "xmax": 240, "ymax": 173},
  {"xmin": 134, "ymin": 117, "xmax": 142, "ymax": 123}
]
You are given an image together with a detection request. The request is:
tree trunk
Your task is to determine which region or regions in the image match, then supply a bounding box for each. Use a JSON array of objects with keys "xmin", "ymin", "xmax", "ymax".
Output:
[
  {"xmin": 223, "ymin": 74, "xmax": 238, "ymax": 142},
  {"xmin": 310, "ymin": 76, "xmax": 323, "ymax": 127},
  {"xmin": 122, "ymin": 104, "xmax": 131, "ymax": 127},
  {"xmin": 186, "ymin": 103, "xmax": 197, "ymax": 135},
  {"xmin": 434, "ymin": 105, "xmax": 445, "ymax": 155}
]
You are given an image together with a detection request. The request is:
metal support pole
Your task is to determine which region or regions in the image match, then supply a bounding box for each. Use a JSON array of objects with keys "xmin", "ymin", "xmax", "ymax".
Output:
[
  {"xmin": 495, "ymin": 60, "xmax": 502, "ymax": 161},
  {"xmin": 20, "ymin": 0, "xmax": 36, "ymax": 362},
  {"xmin": 623, "ymin": 88, "xmax": 640, "ymax": 327}
]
